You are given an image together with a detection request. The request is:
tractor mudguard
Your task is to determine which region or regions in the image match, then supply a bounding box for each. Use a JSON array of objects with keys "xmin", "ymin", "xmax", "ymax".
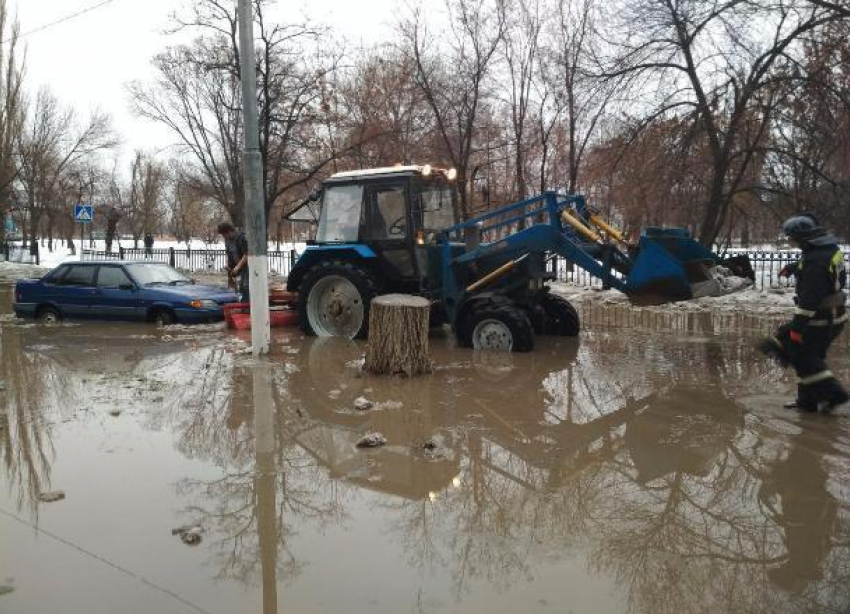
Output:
[{"xmin": 287, "ymin": 244, "xmax": 377, "ymax": 292}]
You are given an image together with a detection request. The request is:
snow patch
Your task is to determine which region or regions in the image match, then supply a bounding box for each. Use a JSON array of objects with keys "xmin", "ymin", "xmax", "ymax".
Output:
[{"xmin": 549, "ymin": 278, "xmax": 796, "ymax": 315}]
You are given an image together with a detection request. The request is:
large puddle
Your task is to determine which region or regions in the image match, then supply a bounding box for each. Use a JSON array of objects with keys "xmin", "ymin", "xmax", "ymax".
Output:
[{"xmin": 1, "ymin": 283, "xmax": 850, "ymax": 613}]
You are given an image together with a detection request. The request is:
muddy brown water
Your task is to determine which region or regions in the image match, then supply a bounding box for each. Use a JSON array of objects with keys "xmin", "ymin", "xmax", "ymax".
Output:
[{"xmin": 1, "ymin": 281, "xmax": 850, "ymax": 614}]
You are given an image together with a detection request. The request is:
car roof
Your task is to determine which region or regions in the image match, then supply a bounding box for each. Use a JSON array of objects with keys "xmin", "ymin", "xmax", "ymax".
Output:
[{"xmin": 56, "ymin": 260, "xmax": 171, "ymax": 266}]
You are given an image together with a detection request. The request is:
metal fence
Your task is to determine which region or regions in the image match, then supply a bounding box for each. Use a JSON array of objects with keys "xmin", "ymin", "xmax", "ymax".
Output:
[
  {"xmin": 550, "ymin": 249, "xmax": 849, "ymax": 290},
  {"xmin": 80, "ymin": 247, "xmax": 297, "ymax": 276}
]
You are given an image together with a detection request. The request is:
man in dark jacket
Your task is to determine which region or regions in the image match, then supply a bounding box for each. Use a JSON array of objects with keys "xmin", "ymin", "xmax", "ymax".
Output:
[
  {"xmin": 217, "ymin": 222, "xmax": 249, "ymax": 299},
  {"xmin": 763, "ymin": 216, "xmax": 847, "ymax": 412}
]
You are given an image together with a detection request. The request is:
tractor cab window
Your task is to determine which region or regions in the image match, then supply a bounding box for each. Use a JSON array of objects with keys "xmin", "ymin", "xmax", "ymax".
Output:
[
  {"xmin": 317, "ymin": 184, "xmax": 363, "ymax": 242},
  {"xmin": 420, "ymin": 182, "xmax": 458, "ymax": 242},
  {"xmin": 365, "ymin": 183, "xmax": 407, "ymax": 240}
]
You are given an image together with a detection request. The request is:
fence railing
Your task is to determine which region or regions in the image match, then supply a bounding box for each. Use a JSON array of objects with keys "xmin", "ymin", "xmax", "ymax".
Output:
[
  {"xmin": 548, "ymin": 249, "xmax": 839, "ymax": 290},
  {"xmin": 80, "ymin": 247, "xmax": 297, "ymax": 276},
  {"xmin": 30, "ymin": 245, "xmax": 850, "ymax": 291}
]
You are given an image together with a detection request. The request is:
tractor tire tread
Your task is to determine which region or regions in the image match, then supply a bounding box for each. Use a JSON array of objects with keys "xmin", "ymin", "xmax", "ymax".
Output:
[
  {"xmin": 298, "ymin": 260, "xmax": 380, "ymax": 339},
  {"xmin": 537, "ymin": 292, "xmax": 580, "ymax": 336},
  {"xmin": 457, "ymin": 297, "xmax": 535, "ymax": 352}
]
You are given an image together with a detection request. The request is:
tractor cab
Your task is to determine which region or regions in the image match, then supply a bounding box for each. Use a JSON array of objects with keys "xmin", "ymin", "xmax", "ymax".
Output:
[
  {"xmin": 287, "ymin": 165, "xmax": 461, "ymax": 338},
  {"xmin": 315, "ymin": 165, "xmax": 459, "ymax": 289}
]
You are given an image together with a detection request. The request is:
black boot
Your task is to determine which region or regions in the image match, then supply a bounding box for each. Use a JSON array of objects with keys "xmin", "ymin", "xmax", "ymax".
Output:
[{"xmin": 807, "ymin": 379, "xmax": 849, "ymax": 414}]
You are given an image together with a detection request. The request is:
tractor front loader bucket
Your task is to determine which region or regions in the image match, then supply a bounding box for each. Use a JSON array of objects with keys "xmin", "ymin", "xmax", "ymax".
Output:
[{"xmin": 624, "ymin": 228, "xmax": 720, "ymax": 304}]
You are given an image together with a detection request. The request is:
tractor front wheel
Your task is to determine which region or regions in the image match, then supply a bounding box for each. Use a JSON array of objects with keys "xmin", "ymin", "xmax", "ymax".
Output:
[
  {"xmin": 299, "ymin": 261, "xmax": 379, "ymax": 339},
  {"xmin": 458, "ymin": 299, "xmax": 534, "ymax": 352}
]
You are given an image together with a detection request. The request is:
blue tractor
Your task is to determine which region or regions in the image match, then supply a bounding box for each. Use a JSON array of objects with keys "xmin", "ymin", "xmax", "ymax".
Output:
[{"xmin": 286, "ymin": 165, "xmax": 750, "ymax": 351}]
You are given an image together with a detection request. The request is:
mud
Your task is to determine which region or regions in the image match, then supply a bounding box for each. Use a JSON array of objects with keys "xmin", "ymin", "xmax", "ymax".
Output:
[{"xmin": 1, "ymin": 282, "xmax": 850, "ymax": 613}]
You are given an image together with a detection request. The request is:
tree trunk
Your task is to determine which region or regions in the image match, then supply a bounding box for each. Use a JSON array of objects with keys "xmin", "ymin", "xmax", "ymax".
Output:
[{"xmin": 364, "ymin": 294, "xmax": 432, "ymax": 377}]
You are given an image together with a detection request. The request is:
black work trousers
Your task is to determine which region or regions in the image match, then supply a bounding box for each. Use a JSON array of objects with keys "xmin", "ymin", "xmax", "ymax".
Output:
[
  {"xmin": 791, "ymin": 320, "xmax": 846, "ymax": 410},
  {"xmin": 238, "ymin": 269, "xmax": 250, "ymax": 300}
]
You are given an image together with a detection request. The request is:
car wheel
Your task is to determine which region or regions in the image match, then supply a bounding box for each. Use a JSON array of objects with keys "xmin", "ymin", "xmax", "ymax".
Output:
[
  {"xmin": 36, "ymin": 306, "xmax": 62, "ymax": 325},
  {"xmin": 152, "ymin": 309, "xmax": 176, "ymax": 326}
]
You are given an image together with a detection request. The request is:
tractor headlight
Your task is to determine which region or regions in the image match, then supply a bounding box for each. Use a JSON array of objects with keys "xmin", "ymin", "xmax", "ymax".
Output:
[
  {"xmin": 446, "ymin": 167, "xmax": 458, "ymax": 181},
  {"xmin": 421, "ymin": 164, "xmax": 432, "ymax": 177},
  {"xmin": 189, "ymin": 299, "xmax": 218, "ymax": 309}
]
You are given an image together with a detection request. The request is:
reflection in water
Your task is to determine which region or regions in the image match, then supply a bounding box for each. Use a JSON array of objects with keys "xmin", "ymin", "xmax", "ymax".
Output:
[
  {"xmin": 253, "ymin": 361, "xmax": 277, "ymax": 614},
  {"xmin": 2, "ymin": 297, "xmax": 850, "ymax": 613},
  {"xmin": 0, "ymin": 322, "xmax": 57, "ymax": 516},
  {"xmin": 761, "ymin": 423, "xmax": 842, "ymax": 601}
]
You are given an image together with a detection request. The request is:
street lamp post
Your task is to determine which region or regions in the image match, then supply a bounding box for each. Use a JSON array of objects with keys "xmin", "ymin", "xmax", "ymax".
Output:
[{"xmin": 237, "ymin": 0, "xmax": 271, "ymax": 355}]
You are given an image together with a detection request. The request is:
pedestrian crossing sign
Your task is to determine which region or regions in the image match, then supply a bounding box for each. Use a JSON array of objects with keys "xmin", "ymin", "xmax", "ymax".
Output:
[{"xmin": 74, "ymin": 204, "xmax": 93, "ymax": 223}]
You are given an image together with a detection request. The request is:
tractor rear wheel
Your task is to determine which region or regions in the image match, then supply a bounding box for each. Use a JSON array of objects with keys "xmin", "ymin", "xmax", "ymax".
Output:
[
  {"xmin": 535, "ymin": 293, "xmax": 580, "ymax": 336},
  {"xmin": 457, "ymin": 298, "xmax": 534, "ymax": 352},
  {"xmin": 299, "ymin": 260, "xmax": 380, "ymax": 339}
]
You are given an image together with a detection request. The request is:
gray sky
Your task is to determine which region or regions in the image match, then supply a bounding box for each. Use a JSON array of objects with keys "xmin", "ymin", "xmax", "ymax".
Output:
[{"xmin": 14, "ymin": 0, "xmax": 398, "ymax": 161}]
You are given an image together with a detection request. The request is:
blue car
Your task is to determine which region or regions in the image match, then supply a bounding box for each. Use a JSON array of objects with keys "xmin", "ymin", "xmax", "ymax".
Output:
[{"xmin": 13, "ymin": 261, "xmax": 239, "ymax": 325}]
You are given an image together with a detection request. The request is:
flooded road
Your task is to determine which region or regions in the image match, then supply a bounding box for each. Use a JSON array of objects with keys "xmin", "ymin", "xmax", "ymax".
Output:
[{"xmin": 1, "ymin": 281, "xmax": 850, "ymax": 613}]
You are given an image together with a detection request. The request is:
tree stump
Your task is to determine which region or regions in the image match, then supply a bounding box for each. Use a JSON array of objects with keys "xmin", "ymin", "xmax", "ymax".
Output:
[{"xmin": 364, "ymin": 294, "xmax": 432, "ymax": 376}]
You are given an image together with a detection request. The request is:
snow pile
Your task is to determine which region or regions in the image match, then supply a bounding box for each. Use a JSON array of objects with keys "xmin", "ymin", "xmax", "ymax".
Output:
[
  {"xmin": 691, "ymin": 265, "xmax": 753, "ymax": 299},
  {"xmin": 549, "ymin": 280, "xmax": 796, "ymax": 315},
  {"xmin": 0, "ymin": 261, "xmax": 48, "ymax": 283}
]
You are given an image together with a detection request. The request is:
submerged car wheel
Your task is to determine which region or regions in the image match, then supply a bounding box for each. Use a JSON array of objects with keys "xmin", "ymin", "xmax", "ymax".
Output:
[
  {"xmin": 298, "ymin": 261, "xmax": 379, "ymax": 339},
  {"xmin": 36, "ymin": 306, "xmax": 61, "ymax": 325},
  {"xmin": 152, "ymin": 309, "xmax": 176, "ymax": 326}
]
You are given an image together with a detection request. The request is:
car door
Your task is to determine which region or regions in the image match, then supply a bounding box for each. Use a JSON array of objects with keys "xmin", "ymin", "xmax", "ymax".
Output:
[
  {"xmin": 52, "ymin": 264, "xmax": 97, "ymax": 318},
  {"xmin": 38, "ymin": 265, "xmax": 72, "ymax": 303},
  {"xmin": 363, "ymin": 180, "xmax": 418, "ymax": 282},
  {"xmin": 93, "ymin": 265, "xmax": 142, "ymax": 321}
]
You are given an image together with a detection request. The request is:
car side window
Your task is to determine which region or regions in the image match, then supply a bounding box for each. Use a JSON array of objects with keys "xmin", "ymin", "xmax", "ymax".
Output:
[
  {"xmin": 97, "ymin": 266, "xmax": 132, "ymax": 289},
  {"xmin": 45, "ymin": 266, "xmax": 69, "ymax": 284},
  {"xmin": 57, "ymin": 265, "xmax": 96, "ymax": 287}
]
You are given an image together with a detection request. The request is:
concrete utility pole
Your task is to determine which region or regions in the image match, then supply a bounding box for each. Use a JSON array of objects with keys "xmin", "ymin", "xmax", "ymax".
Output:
[{"xmin": 237, "ymin": 0, "xmax": 271, "ymax": 355}]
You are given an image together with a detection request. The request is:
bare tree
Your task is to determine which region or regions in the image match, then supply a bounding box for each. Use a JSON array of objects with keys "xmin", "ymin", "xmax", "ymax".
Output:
[
  {"xmin": 402, "ymin": 0, "xmax": 507, "ymax": 218},
  {"xmin": 114, "ymin": 151, "xmax": 165, "ymax": 248},
  {"xmin": 601, "ymin": 0, "xmax": 843, "ymax": 245},
  {"xmin": 130, "ymin": 0, "xmax": 343, "ymax": 228},
  {"xmin": 0, "ymin": 0, "xmax": 23, "ymax": 243},
  {"xmin": 502, "ymin": 0, "xmax": 543, "ymax": 201},
  {"xmin": 15, "ymin": 89, "xmax": 114, "ymax": 246},
  {"xmin": 546, "ymin": 0, "xmax": 616, "ymax": 194},
  {"xmin": 335, "ymin": 50, "xmax": 433, "ymax": 169},
  {"xmin": 165, "ymin": 158, "xmax": 222, "ymax": 243},
  {"xmin": 760, "ymin": 21, "xmax": 850, "ymax": 240}
]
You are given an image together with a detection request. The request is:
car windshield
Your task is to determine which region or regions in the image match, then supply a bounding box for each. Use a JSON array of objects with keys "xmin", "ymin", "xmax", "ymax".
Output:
[{"xmin": 126, "ymin": 263, "xmax": 191, "ymax": 286}]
